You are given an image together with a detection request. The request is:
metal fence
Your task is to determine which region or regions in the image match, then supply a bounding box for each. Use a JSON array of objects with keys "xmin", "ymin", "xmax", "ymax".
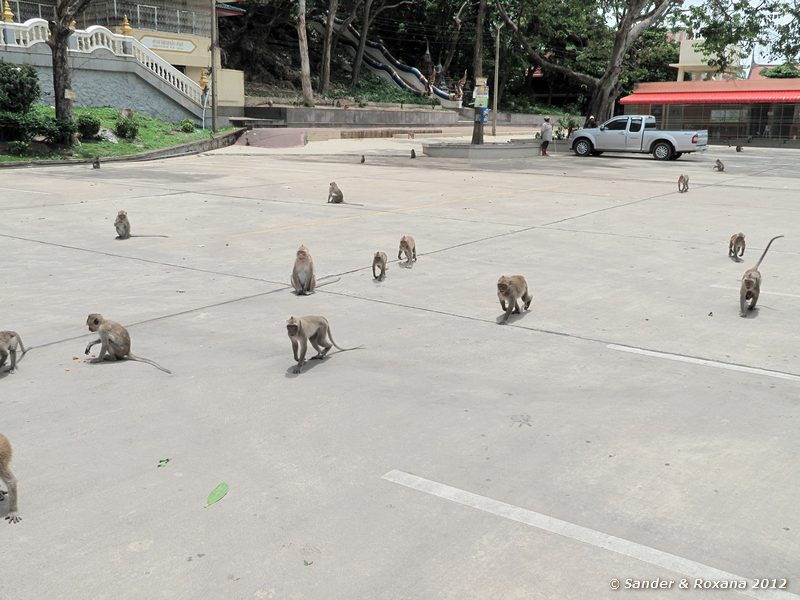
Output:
[{"xmin": 79, "ymin": 1, "xmax": 211, "ymax": 37}]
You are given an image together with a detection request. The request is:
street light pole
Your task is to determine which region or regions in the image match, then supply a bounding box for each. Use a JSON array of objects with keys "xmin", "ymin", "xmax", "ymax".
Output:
[
  {"xmin": 210, "ymin": 0, "xmax": 219, "ymax": 132},
  {"xmin": 492, "ymin": 22, "xmax": 504, "ymax": 137}
]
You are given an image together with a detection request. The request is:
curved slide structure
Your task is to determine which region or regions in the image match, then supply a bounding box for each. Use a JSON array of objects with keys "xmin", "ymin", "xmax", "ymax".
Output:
[{"xmin": 310, "ymin": 18, "xmax": 463, "ymax": 109}]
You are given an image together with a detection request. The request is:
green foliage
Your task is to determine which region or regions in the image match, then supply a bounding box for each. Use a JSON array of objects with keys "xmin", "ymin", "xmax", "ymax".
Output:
[
  {"xmin": 37, "ymin": 118, "xmax": 77, "ymax": 145},
  {"xmin": 179, "ymin": 119, "xmax": 195, "ymax": 133},
  {"xmin": 0, "ymin": 60, "xmax": 40, "ymax": 114},
  {"xmin": 115, "ymin": 116, "xmax": 140, "ymax": 141},
  {"xmin": 7, "ymin": 140, "xmax": 29, "ymax": 156},
  {"xmin": 77, "ymin": 113, "xmax": 102, "ymax": 139},
  {"xmin": 328, "ymin": 75, "xmax": 436, "ymax": 106},
  {"xmin": 0, "ymin": 111, "xmax": 36, "ymax": 141},
  {"xmin": 760, "ymin": 64, "xmax": 800, "ymax": 78},
  {"xmin": 555, "ymin": 114, "xmax": 582, "ymax": 139}
]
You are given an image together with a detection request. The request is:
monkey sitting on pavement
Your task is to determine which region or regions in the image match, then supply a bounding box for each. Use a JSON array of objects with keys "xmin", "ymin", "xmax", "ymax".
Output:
[
  {"xmin": 0, "ymin": 433, "xmax": 20, "ymax": 524},
  {"xmin": 114, "ymin": 211, "xmax": 168, "ymax": 240},
  {"xmin": 0, "ymin": 331, "xmax": 27, "ymax": 374},
  {"xmin": 286, "ymin": 316, "xmax": 363, "ymax": 374},
  {"xmin": 713, "ymin": 159, "xmax": 725, "ymax": 172},
  {"xmin": 84, "ymin": 314, "xmax": 171, "ymax": 373}
]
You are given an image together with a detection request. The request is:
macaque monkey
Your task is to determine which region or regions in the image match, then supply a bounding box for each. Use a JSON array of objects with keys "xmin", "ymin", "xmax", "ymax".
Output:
[
  {"xmin": 411, "ymin": 149, "xmax": 416, "ymax": 159},
  {"xmin": 291, "ymin": 245, "xmax": 316, "ymax": 295},
  {"xmin": 84, "ymin": 314, "xmax": 172, "ymax": 373},
  {"xmin": 739, "ymin": 235, "xmax": 784, "ymax": 317},
  {"xmin": 677, "ymin": 174, "xmax": 689, "ymax": 193},
  {"xmin": 497, "ymin": 275, "xmax": 533, "ymax": 324},
  {"xmin": 0, "ymin": 433, "xmax": 20, "ymax": 524},
  {"xmin": 115, "ymin": 210, "xmax": 131, "ymax": 239},
  {"xmin": 372, "ymin": 251, "xmax": 388, "ymax": 280},
  {"xmin": 729, "ymin": 232, "xmax": 746, "ymax": 260},
  {"xmin": 736, "ymin": 145, "xmax": 743, "ymax": 152},
  {"xmin": 360, "ymin": 155, "xmax": 365, "ymax": 164},
  {"xmin": 328, "ymin": 182, "xmax": 344, "ymax": 204},
  {"xmin": 286, "ymin": 316, "xmax": 363, "ymax": 374},
  {"xmin": 113, "ymin": 211, "xmax": 167, "ymax": 240},
  {"xmin": 0, "ymin": 331, "xmax": 27, "ymax": 374},
  {"xmin": 713, "ymin": 159, "xmax": 725, "ymax": 172},
  {"xmin": 92, "ymin": 157, "xmax": 100, "ymax": 169},
  {"xmin": 398, "ymin": 235, "xmax": 417, "ymax": 265}
]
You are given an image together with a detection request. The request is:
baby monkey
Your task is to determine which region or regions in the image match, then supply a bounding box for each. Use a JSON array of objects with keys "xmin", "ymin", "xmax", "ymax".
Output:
[
  {"xmin": 713, "ymin": 159, "xmax": 725, "ymax": 172},
  {"xmin": 0, "ymin": 433, "xmax": 20, "ymax": 524},
  {"xmin": 677, "ymin": 174, "xmax": 689, "ymax": 193},
  {"xmin": 728, "ymin": 232, "xmax": 746, "ymax": 260},
  {"xmin": 115, "ymin": 210, "xmax": 130, "ymax": 239},
  {"xmin": 372, "ymin": 251, "xmax": 388, "ymax": 280},
  {"xmin": 286, "ymin": 316, "xmax": 362, "ymax": 374},
  {"xmin": 739, "ymin": 235, "xmax": 784, "ymax": 317},
  {"xmin": 0, "ymin": 331, "xmax": 27, "ymax": 374},
  {"xmin": 328, "ymin": 182, "xmax": 344, "ymax": 204},
  {"xmin": 497, "ymin": 275, "xmax": 533, "ymax": 324},
  {"xmin": 398, "ymin": 235, "xmax": 417, "ymax": 265},
  {"xmin": 84, "ymin": 314, "xmax": 172, "ymax": 373}
]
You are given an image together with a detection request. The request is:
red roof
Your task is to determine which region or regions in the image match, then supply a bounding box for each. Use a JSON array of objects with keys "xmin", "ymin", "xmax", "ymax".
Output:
[{"xmin": 620, "ymin": 90, "xmax": 800, "ymax": 104}]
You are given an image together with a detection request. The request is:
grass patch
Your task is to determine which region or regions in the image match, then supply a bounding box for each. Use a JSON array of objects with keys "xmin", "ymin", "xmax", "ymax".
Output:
[{"xmin": 0, "ymin": 106, "xmax": 232, "ymax": 162}]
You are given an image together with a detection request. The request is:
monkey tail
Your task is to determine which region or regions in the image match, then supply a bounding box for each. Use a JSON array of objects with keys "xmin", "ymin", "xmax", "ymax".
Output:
[
  {"xmin": 130, "ymin": 235, "xmax": 170, "ymax": 238},
  {"xmin": 754, "ymin": 235, "xmax": 784, "ymax": 270},
  {"xmin": 128, "ymin": 353, "xmax": 172, "ymax": 374},
  {"xmin": 328, "ymin": 328, "xmax": 364, "ymax": 353}
]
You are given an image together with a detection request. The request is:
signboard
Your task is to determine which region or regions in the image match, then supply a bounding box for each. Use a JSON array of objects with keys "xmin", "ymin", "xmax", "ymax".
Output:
[
  {"xmin": 472, "ymin": 76, "xmax": 489, "ymax": 109},
  {"xmin": 474, "ymin": 96, "xmax": 489, "ymax": 108},
  {"xmin": 64, "ymin": 89, "xmax": 76, "ymax": 100},
  {"xmin": 140, "ymin": 36, "xmax": 196, "ymax": 53}
]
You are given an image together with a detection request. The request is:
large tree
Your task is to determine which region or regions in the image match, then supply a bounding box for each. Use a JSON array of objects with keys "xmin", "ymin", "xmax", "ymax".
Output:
[
  {"xmin": 295, "ymin": 0, "xmax": 315, "ymax": 106},
  {"xmin": 351, "ymin": 0, "xmax": 413, "ymax": 86},
  {"xmin": 47, "ymin": 0, "xmax": 93, "ymax": 137},
  {"xmin": 471, "ymin": 0, "xmax": 487, "ymax": 144}
]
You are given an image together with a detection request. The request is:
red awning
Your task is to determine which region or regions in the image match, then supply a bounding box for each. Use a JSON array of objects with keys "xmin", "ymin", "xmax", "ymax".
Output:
[{"xmin": 620, "ymin": 91, "xmax": 800, "ymax": 105}]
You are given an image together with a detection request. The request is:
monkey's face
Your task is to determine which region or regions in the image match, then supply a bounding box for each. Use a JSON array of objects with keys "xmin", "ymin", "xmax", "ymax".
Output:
[
  {"xmin": 400, "ymin": 241, "xmax": 408, "ymax": 250},
  {"xmin": 297, "ymin": 250, "xmax": 307, "ymax": 261},
  {"xmin": 86, "ymin": 314, "xmax": 103, "ymax": 332},
  {"xmin": 497, "ymin": 283, "xmax": 508, "ymax": 294},
  {"xmin": 330, "ymin": 181, "xmax": 336, "ymax": 187},
  {"xmin": 286, "ymin": 318, "xmax": 299, "ymax": 337},
  {"xmin": 117, "ymin": 211, "xmax": 127, "ymax": 219}
]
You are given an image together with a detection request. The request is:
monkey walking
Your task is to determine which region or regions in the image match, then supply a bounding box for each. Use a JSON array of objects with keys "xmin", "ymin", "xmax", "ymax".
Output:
[
  {"xmin": 0, "ymin": 433, "xmax": 20, "ymax": 524},
  {"xmin": 286, "ymin": 316, "xmax": 363, "ymax": 374},
  {"xmin": 0, "ymin": 331, "xmax": 28, "ymax": 374},
  {"xmin": 736, "ymin": 145, "xmax": 743, "ymax": 152},
  {"xmin": 497, "ymin": 275, "xmax": 533, "ymax": 324},
  {"xmin": 114, "ymin": 211, "xmax": 168, "ymax": 240},
  {"xmin": 713, "ymin": 159, "xmax": 725, "ymax": 172},
  {"xmin": 360, "ymin": 155, "xmax": 365, "ymax": 164},
  {"xmin": 739, "ymin": 235, "xmax": 784, "ymax": 317},
  {"xmin": 729, "ymin": 232, "xmax": 746, "ymax": 260},
  {"xmin": 84, "ymin": 314, "xmax": 172, "ymax": 373},
  {"xmin": 326, "ymin": 182, "xmax": 363, "ymax": 206},
  {"xmin": 372, "ymin": 251, "xmax": 388, "ymax": 280},
  {"xmin": 410, "ymin": 149, "xmax": 416, "ymax": 159},
  {"xmin": 92, "ymin": 157, "xmax": 100, "ymax": 169},
  {"xmin": 677, "ymin": 174, "xmax": 689, "ymax": 193},
  {"xmin": 398, "ymin": 235, "xmax": 417, "ymax": 266}
]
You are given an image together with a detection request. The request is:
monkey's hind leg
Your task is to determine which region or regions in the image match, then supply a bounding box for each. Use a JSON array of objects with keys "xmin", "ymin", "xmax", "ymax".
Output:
[
  {"xmin": 309, "ymin": 332, "xmax": 331, "ymax": 360},
  {"xmin": 523, "ymin": 293, "xmax": 533, "ymax": 311},
  {"xmin": 0, "ymin": 348, "xmax": 7, "ymax": 370},
  {"xmin": 748, "ymin": 291, "xmax": 759, "ymax": 311}
]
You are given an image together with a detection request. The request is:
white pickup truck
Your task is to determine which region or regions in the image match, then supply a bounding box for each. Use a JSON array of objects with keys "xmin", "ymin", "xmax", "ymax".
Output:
[{"xmin": 570, "ymin": 115, "xmax": 708, "ymax": 160}]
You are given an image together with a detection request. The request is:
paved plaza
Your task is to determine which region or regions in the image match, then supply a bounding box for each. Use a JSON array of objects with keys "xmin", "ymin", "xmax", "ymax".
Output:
[{"xmin": 1, "ymin": 133, "xmax": 798, "ymax": 599}]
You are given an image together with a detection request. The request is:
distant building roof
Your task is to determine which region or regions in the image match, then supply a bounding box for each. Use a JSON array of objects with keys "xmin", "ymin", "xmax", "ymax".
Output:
[
  {"xmin": 748, "ymin": 65, "xmax": 800, "ymax": 79},
  {"xmin": 620, "ymin": 79, "xmax": 800, "ymax": 104}
]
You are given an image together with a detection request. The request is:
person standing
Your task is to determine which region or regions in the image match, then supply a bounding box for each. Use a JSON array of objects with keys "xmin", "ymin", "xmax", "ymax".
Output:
[
  {"xmin": 540, "ymin": 116, "xmax": 553, "ymax": 156},
  {"xmin": 586, "ymin": 115, "xmax": 598, "ymax": 128}
]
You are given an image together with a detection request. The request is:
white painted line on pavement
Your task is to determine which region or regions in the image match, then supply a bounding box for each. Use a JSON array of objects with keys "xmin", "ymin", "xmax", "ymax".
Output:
[
  {"xmin": 0, "ymin": 187, "xmax": 52, "ymax": 195},
  {"xmin": 607, "ymin": 344, "xmax": 800, "ymax": 382},
  {"xmin": 382, "ymin": 470, "xmax": 799, "ymax": 600},
  {"xmin": 711, "ymin": 284, "xmax": 800, "ymax": 299}
]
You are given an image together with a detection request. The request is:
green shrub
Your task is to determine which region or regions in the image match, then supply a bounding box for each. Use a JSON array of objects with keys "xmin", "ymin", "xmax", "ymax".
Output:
[
  {"xmin": 0, "ymin": 111, "xmax": 34, "ymax": 141},
  {"xmin": 761, "ymin": 64, "xmax": 800, "ymax": 78},
  {"xmin": 0, "ymin": 61, "xmax": 40, "ymax": 114},
  {"xmin": 179, "ymin": 119, "xmax": 195, "ymax": 133},
  {"xmin": 41, "ymin": 118, "xmax": 77, "ymax": 145},
  {"xmin": 77, "ymin": 113, "xmax": 101, "ymax": 139},
  {"xmin": 115, "ymin": 116, "xmax": 139, "ymax": 140},
  {"xmin": 7, "ymin": 140, "xmax": 29, "ymax": 156}
]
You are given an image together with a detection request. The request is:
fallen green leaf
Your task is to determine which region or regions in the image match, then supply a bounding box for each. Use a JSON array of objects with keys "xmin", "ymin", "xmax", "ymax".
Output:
[
  {"xmin": 304, "ymin": 560, "xmax": 313, "ymax": 566},
  {"xmin": 206, "ymin": 482, "xmax": 229, "ymax": 507},
  {"xmin": 157, "ymin": 458, "xmax": 171, "ymax": 468}
]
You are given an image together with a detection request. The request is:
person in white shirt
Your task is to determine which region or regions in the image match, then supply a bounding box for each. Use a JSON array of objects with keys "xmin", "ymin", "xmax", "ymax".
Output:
[{"xmin": 540, "ymin": 116, "xmax": 553, "ymax": 156}]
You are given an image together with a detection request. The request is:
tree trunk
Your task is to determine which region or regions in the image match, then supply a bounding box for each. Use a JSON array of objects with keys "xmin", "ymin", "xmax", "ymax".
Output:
[
  {"xmin": 442, "ymin": 0, "xmax": 468, "ymax": 75},
  {"xmin": 470, "ymin": 0, "xmax": 486, "ymax": 145},
  {"xmin": 48, "ymin": 23, "xmax": 74, "ymax": 127},
  {"xmin": 319, "ymin": 0, "xmax": 339, "ymax": 94},
  {"xmin": 351, "ymin": 0, "xmax": 373, "ymax": 86},
  {"xmin": 296, "ymin": 0, "xmax": 315, "ymax": 106}
]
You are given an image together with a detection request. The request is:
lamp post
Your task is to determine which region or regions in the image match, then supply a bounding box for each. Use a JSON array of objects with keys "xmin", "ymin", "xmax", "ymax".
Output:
[
  {"xmin": 210, "ymin": 0, "xmax": 219, "ymax": 132},
  {"xmin": 492, "ymin": 22, "xmax": 504, "ymax": 137}
]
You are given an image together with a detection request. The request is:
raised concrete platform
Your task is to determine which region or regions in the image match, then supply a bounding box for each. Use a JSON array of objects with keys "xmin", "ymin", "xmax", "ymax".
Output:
[{"xmin": 423, "ymin": 141, "xmax": 539, "ymax": 158}]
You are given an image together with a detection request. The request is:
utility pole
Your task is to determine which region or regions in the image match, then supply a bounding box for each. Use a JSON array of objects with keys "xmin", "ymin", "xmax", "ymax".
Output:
[
  {"xmin": 492, "ymin": 22, "xmax": 504, "ymax": 137},
  {"xmin": 210, "ymin": 0, "xmax": 219, "ymax": 132}
]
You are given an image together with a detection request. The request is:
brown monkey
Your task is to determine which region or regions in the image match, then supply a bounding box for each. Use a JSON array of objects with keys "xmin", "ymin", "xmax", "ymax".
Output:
[
  {"xmin": 92, "ymin": 157, "xmax": 100, "ymax": 169},
  {"xmin": 497, "ymin": 275, "xmax": 533, "ymax": 324},
  {"xmin": 729, "ymin": 232, "xmax": 745, "ymax": 260},
  {"xmin": 286, "ymin": 316, "xmax": 363, "ymax": 374},
  {"xmin": 372, "ymin": 251, "xmax": 388, "ymax": 280},
  {"xmin": 327, "ymin": 182, "xmax": 344, "ymax": 204},
  {"xmin": 0, "ymin": 331, "xmax": 28, "ymax": 374},
  {"xmin": 84, "ymin": 314, "xmax": 172, "ymax": 373},
  {"xmin": 113, "ymin": 211, "xmax": 167, "ymax": 239},
  {"xmin": 410, "ymin": 149, "xmax": 416, "ymax": 159},
  {"xmin": 713, "ymin": 159, "xmax": 725, "ymax": 172},
  {"xmin": 0, "ymin": 433, "xmax": 20, "ymax": 524},
  {"xmin": 736, "ymin": 145, "xmax": 743, "ymax": 152},
  {"xmin": 677, "ymin": 174, "xmax": 689, "ymax": 193},
  {"xmin": 398, "ymin": 235, "xmax": 417, "ymax": 265},
  {"xmin": 291, "ymin": 245, "xmax": 316, "ymax": 295},
  {"xmin": 739, "ymin": 235, "xmax": 784, "ymax": 317},
  {"xmin": 360, "ymin": 155, "xmax": 365, "ymax": 164}
]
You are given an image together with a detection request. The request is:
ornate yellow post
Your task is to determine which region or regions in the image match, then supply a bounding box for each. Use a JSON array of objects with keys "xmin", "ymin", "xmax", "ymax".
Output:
[
  {"xmin": 3, "ymin": 1, "xmax": 15, "ymax": 23},
  {"xmin": 69, "ymin": 20, "xmax": 76, "ymax": 30},
  {"xmin": 121, "ymin": 15, "xmax": 133, "ymax": 36}
]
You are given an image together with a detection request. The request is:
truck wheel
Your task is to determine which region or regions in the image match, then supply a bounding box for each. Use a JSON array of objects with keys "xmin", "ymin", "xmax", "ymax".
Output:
[
  {"xmin": 573, "ymin": 138, "xmax": 593, "ymax": 157},
  {"xmin": 668, "ymin": 152, "xmax": 682, "ymax": 160},
  {"xmin": 652, "ymin": 142, "xmax": 674, "ymax": 160}
]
